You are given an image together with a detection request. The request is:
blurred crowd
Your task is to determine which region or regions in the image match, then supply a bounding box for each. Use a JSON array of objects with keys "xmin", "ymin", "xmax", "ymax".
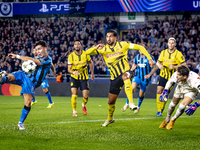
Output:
[
  {"xmin": 0, "ymin": 16, "xmax": 117, "ymax": 76},
  {"xmin": 0, "ymin": 14, "xmax": 200, "ymax": 83}
]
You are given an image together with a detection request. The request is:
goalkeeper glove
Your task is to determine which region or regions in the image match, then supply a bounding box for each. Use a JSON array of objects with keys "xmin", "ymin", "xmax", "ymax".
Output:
[
  {"xmin": 185, "ymin": 102, "xmax": 200, "ymax": 116},
  {"xmin": 159, "ymin": 89, "xmax": 168, "ymax": 102}
]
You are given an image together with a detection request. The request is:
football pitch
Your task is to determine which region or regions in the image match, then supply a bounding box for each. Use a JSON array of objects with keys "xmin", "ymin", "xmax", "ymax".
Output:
[{"xmin": 0, "ymin": 95, "xmax": 200, "ymax": 150}]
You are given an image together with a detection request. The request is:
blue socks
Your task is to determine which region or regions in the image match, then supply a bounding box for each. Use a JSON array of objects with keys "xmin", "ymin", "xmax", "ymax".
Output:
[
  {"xmin": 31, "ymin": 92, "xmax": 53, "ymax": 104},
  {"xmin": 126, "ymin": 98, "xmax": 129, "ymax": 105},
  {"xmin": 19, "ymin": 105, "xmax": 31, "ymax": 123},
  {"xmin": 32, "ymin": 97, "xmax": 35, "ymax": 102},
  {"xmin": 138, "ymin": 97, "xmax": 144, "ymax": 107},
  {"xmin": 46, "ymin": 92, "xmax": 53, "ymax": 104}
]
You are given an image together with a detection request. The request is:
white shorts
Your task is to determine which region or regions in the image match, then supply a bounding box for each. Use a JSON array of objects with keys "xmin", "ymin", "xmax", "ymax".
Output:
[{"xmin": 174, "ymin": 91, "xmax": 198, "ymax": 100}]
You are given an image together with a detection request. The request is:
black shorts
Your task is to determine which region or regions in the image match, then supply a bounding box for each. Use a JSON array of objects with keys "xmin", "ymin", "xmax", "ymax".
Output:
[
  {"xmin": 157, "ymin": 76, "xmax": 174, "ymax": 92},
  {"xmin": 71, "ymin": 77, "xmax": 89, "ymax": 91},
  {"xmin": 109, "ymin": 74, "xmax": 124, "ymax": 95}
]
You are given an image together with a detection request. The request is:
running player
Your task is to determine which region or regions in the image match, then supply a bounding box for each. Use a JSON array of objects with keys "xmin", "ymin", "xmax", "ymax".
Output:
[
  {"xmin": 31, "ymin": 48, "xmax": 56, "ymax": 108},
  {"xmin": 159, "ymin": 65, "xmax": 200, "ymax": 130},
  {"xmin": 0, "ymin": 40, "xmax": 52, "ymax": 130},
  {"xmin": 85, "ymin": 29, "xmax": 154, "ymax": 126},
  {"xmin": 121, "ymin": 45, "xmax": 156, "ymax": 114},
  {"xmin": 68, "ymin": 40, "xmax": 94, "ymax": 116}
]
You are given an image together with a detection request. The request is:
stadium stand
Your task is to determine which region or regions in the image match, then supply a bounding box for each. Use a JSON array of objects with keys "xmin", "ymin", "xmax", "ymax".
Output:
[{"xmin": 0, "ymin": 14, "xmax": 200, "ymax": 79}]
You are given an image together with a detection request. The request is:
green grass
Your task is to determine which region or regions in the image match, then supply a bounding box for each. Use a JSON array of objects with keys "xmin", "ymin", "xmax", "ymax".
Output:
[{"xmin": 0, "ymin": 95, "xmax": 200, "ymax": 150}]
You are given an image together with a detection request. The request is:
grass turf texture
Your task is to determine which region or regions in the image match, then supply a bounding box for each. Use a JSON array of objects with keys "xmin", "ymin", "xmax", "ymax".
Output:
[{"xmin": 0, "ymin": 95, "xmax": 200, "ymax": 150}]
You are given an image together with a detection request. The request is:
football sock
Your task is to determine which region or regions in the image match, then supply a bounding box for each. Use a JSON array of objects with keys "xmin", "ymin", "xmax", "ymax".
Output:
[
  {"xmin": 156, "ymin": 94, "xmax": 162, "ymax": 112},
  {"xmin": 167, "ymin": 101, "xmax": 176, "ymax": 117},
  {"xmin": 173, "ymin": 103, "xmax": 185, "ymax": 120},
  {"xmin": 124, "ymin": 79, "xmax": 133, "ymax": 104},
  {"xmin": 45, "ymin": 91, "xmax": 53, "ymax": 104},
  {"xmin": 82, "ymin": 97, "xmax": 88, "ymax": 106},
  {"xmin": 138, "ymin": 96, "xmax": 144, "ymax": 107},
  {"xmin": 160, "ymin": 95, "xmax": 167, "ymax": 112},
  {"xmin": 108, "ymin": 104, "xmax": 115, "ymax": 121},
  {"xmin": 71, "ymin": 95, "xmax": 77, "ymax": 111},
  {"xmin": 126, "ymin": 98, "xmax": 129, "ymax": 105},
  {"xmin": 1, "ymin": 77, "xmax": 8, "ymax": 84},
  {"xmin": 19, "ymin": 105, "xmax": 31, "ymax": 123},
  {"xmin": 32, "ymin": 97, "xmax": 35, "ymax": 103}
]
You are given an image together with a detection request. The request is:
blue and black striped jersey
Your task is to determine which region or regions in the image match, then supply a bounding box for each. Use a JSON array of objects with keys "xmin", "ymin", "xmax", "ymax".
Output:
[
  {"xmin": 134, "ymin": 54, "xmax": 155, "ymax": 82},
  {"xmin": 27, "ymin": 55, "xmax": 52, "ymax": 88}
]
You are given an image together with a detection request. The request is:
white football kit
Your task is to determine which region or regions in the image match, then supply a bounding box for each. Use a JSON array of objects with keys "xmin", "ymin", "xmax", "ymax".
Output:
[{"xmin": 165, "ymin": 71, "xmax": 200, "ymax": 100}]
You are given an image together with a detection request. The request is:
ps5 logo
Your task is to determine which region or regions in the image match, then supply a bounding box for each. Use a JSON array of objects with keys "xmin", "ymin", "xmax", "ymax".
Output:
[
  {"xmin": 193, "ymin": 1, "xmax": 200, "ymax": 8},
  {"xmin": 39, "ymin": 4, "xmax": 69, "ymax": 13}
]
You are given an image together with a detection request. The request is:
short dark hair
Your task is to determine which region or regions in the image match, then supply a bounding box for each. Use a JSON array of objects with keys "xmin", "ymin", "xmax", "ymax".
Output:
[
  {"xmin": 106, "ymin": 29, "xmax": 117, "ymax": 37},
  {"xmin": 177, "ymin": 65, "xmax": 190, "ymax": 77},
  {"xmin": 35, "ymin": 40, "xmax": 47, "ymax": 48},
  {"xmin": 74, "ymin": 40, "xmax": 81, "ymax": 44}
]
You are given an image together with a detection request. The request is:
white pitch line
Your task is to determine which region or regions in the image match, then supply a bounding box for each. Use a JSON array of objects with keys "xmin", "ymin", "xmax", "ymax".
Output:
[{"xmin": 0, "ymin": 115, "xmax": 199, "ymax": 128}]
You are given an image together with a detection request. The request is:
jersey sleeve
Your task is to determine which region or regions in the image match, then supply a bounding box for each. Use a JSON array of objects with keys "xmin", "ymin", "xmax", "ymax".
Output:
[
  {"xmin": 68, "ymin": 54, "xmax": 73, "ymax": 65},
  {"xmin": 85, "ymin": 46, "xmax": 104, "ymax": 55},
  {"xmin": 177, "ymin": 51, "xmax": 185, "ymax": 64},
  {"xmin": 86, "ymin": 54, "xmax": 91, "ymax": 62},
  {"xmin": 191, "ymin": 73, "xmax": 200, "ymax": 92},
  {"xmin": 158, "ymin": 51, "xmax": 164, "ymax": 62},
  {"xmin": 165, "ymin": 72, "xmax": 177, "ymax": 90},
  {"xmin": 130, "ymin": 44, "xmax": 152, "ymax": 60},
  {"xmin": 38, "ymin": 57, "xmax": 52, "ymax": 66}
]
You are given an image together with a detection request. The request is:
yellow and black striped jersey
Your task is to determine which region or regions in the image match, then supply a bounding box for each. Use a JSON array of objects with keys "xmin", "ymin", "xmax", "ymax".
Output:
[
  {"xmin": 86, "ymin": 41, "xmax": 152, "ymax": 80},
  {"xmin": 158, "ymin": 49, "xmax": 185, "ymax": 80},
  {"xmin": 68, "ymin": 50, "xmax": 91, "ymax": 80}
]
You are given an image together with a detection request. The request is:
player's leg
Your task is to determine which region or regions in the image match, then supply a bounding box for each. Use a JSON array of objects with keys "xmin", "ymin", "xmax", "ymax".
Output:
[
  {"xmin": 71, "ymin": 88, "xmax": 78, "ymax": 116},
  {"xmin": 159, "ymin": 96, "xmax": 181, "ymax": 128},
  {"xmin": 43, "ymin": 88, "xmax": 54, "ymax": 108},
  {"xmin": 122, "ymin": 81, "xmax": 137, "ymax": 112},
  {"xmin": 71, "ymin": 77, "xmax": 79, "ymax": 116},
  {"xmin": 156, "ymin": 85, "xmax": 164, "ymax": 115},
  {"xmin": 166, "ymin": 95, "xmax": 193, "ymax": 130},
  {"xmin": 122, "ymin": 72, "xmax": 137, "ymax": 111},
  {"xmin": 101, "ymin": 93, "xmax": 117, "ymax": 127},
  {"xmin": 0, "ymin": 72, "xmax": 16, "ymax": 84},
  {"xmin": 41, "ymin": 79, "xmax": 54, "ymax": 108},
  {"xmin": 18, "ymin": 93, "xmax": 33, "ymax": 130},
  {"xmin": 82, "ymin": 90, "xmax": 89, "ymax": 115},
  {"xmin": 80, "ymin": 80, "xmax": 89, "ymax": 115},
  {"xmin": 31, "ymin": 96, "xmax": 37, "ymax": 106},
  {"xmin": 102, "ymin": 75, "xmax": 124, "ymax": 126},
  {"xmin": 134, "ymin": 89, "xmax": 145, "ymax": 114},
  {"xmin": 134, "ymin": 81, "xmax": 149, "ymax": 114}
]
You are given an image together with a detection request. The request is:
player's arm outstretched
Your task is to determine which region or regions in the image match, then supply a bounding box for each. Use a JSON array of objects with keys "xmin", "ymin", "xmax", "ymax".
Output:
[
  {"xmin": 8, "ymin": 53, "xmax": 42, "ymax": 65},
  {"xmin": 159, "ymin": 72, "xmax": 177, "ymax": 102},
  {"xmin": 185, "ymin": 101, "xmax": 200, "ymax": 116},
  {"xmin": 85, "ymin": 44, "xmax": 104, "ymax": 55},
  {"xmin": 128, "ymin": 43, "xmax": 154, "ymax": 67}
]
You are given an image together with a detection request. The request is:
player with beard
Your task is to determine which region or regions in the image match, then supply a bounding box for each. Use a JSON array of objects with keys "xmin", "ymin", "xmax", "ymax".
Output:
[
  {"xmin": 68, "ymin": 40, "xmax": 94, "ymax": 116},
  {"xmin": 85, "ymin": 29, "xmax": 154, "ymax": 126},
  {"xmin": 31, "ymin": 48, "xmax": 56, "ymax": 108}
]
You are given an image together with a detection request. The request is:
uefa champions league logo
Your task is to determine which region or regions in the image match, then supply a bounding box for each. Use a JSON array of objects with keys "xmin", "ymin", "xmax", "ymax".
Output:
[{"xmin": 0, "ymin": 3, "xmax": 12, "ymax": 16}]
